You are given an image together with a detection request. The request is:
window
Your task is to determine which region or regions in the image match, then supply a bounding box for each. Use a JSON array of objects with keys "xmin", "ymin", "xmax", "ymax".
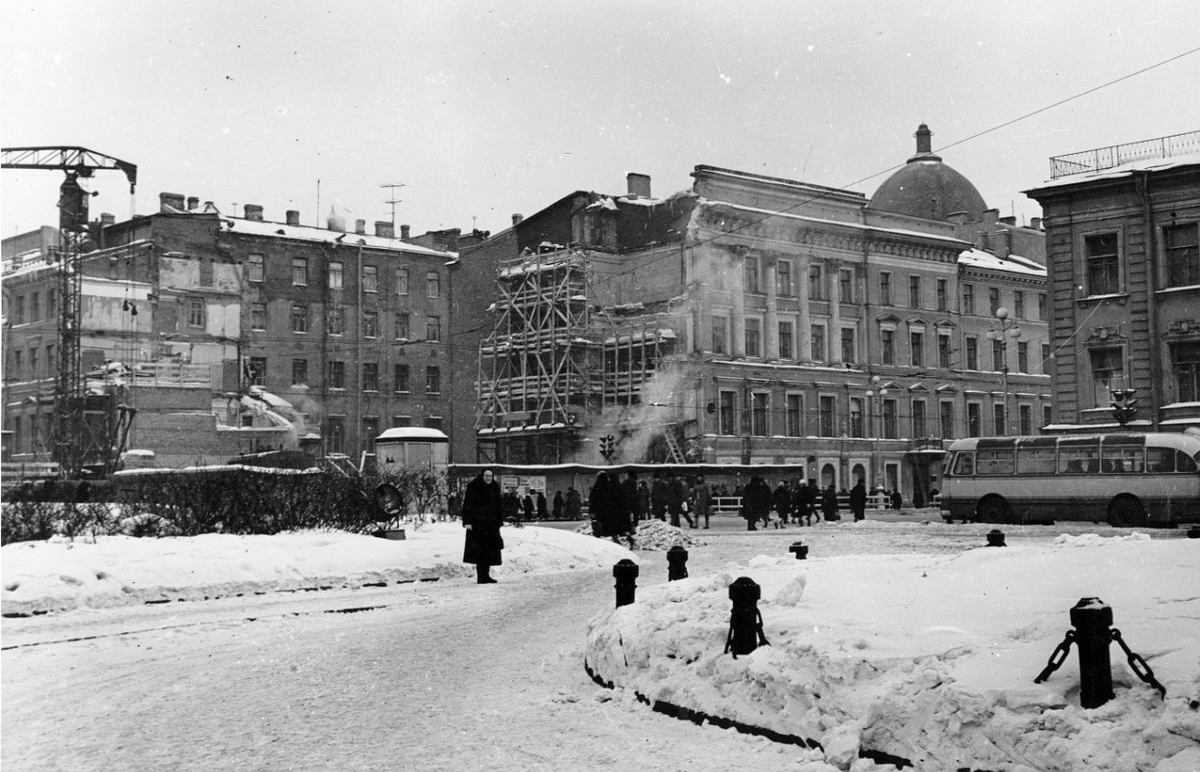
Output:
[
  {"xmin": 849, "ymin": 398, "xmax": 864, "ymax": 437},
  {"xmin": 425, "ymin": 316, "xmax": 441, "ymax": 342},
  {"xmin": 1042, "ymin": 343, "xmax": 1052, "ymax": 374},
  {"xmin": 967, "ymin": 402, "xmax": 982, "ymax": 437},
  {"xmin": 326, "ymin": 417, "xmax": 345, "ymax": 455},
  {"xmin": 938, "ymin": 333, "xmax": 951, "ymax": 369},
  {"xmin": 839, "ymin": 268, "xmax": 854, "ymax": 303},
  {"xmin": 840, "ymin": 327, "xmax": 856, "ymax": 364},
  {"xmin": 910, "ymin": 330, "xmax": 924, "ymax": 368},
  {"xmin": 811, "ymin": 324, "xmax": 827, "ymax": 361},
  {"xmin": 292, "ymin": 359, "xmax": 308, "ymax": 386},
  {"xmin": 719, "ymin": 390, "xmax": 736, "ymax": 435},
  {"xmin": 392, "ymin": 414, "xmax": 412, "ymax": 428},
  {"xmin": 426, "ymin": 271, "xmax": 441, "ymax": 298},
  {"xmin": 363, "ymin": 265, "xmax": 378, "ymax": 293},
  {"xmin": 396, "ymin": 267, "xmax": 409, "ymax": 295},
  {"xmin": 362, "ymin": 417, "xmax": 380, "ymax": 451},
  {"xmin": 48, "ymin": 289, "xmax": 56, "ymax": 317},
  {"xmin": 287, "ymin": 304, "xmax": 309, "ymax": 334},
  {"xmin": 248, "ymin": 254, "xmax": 264, "ymax": 283},
  {"xmin": 1165, "ymin": 223, "xmax": 1200, "ymax": 288},
  {"xmin": 13, "ymin": 350, "xmax": 22, "ymax": 376},
  {"xmin": 966, "ymin": 336, "xmax": 979, "ymax": 371},
  {"xmin": 187, "ymin": 297, "xmax": 205, "ymax": 328},
  {"xmin": 29, "ymin": 347, "xmax": 39, "ymax": 377},
  {"xmin": 1043, "ymin": 404, "xmax": 1053, "ymax": 428},
  {"xmin": 941, "ymin": 401, "xmax": 955, "ymax": 439},
  {"xmin": 30, "ymin": 292, "xmax": 40, "ymax": 321},
  {"xmin": 1085, "ymin": 233, "xmax": 1120, "ymax": 295},
  {"xmin": 1172, "ymin": 342, "xmax": 1200, "ymax": 402},
  {"xmin": 751, "ymin": 393, "xmax": 768, "ymax": 436},
  {"xmin": 962, "ymin": 283, "xmax": 975, "ymax": 315},
  {"xmin": 993, "ymin": 403, "xmax": 1007, "ymax": 435},
  {"xmin": 936, "ymin": 278, "xmax": 948, "ymax": 312},
  {"xmin": 395, "ymin": 313, "xmax": 410, "ymax": 340},
  {"xmin": 247, "ymin": 357, "xmax": 266, "ymax": 387},
  {"xmin": 778, "ymin": 321, "xmax": 794, "ymax": 360},
  {"xmin": 292, "ymin": 257, "xmax": 308, "ymax": 286},
  {"xmin": 1017, "ymin": 341, "xmax": 1029, "ymax": 373},
  {"xmin": 394, "ymin": 364, "xmax": 411, "ymax": 393},
  {"xmin": 13, "ymin": 295, "xmax": 25, "ymax": 325},
  {"xmin": 363, "ymin": 362, "xmax": 379, "ymax": 392},
  {"xmin": 992, "ymin": 339, "xmax": 1005, "ymax": 372},
  {"xmin": 909, "ymin": 276, "xmax": 921, "ymax": 308},
  {"xmin": 425, "ymin": 366, "xmax": 441, "ymax": 394},
  {"xmin": 809, "ymin": 264, "xmax": 826, "ymax": 300},
  {"xmin": 745, "ymin": 318, "xmax": 761, "ymax": 357},
  {"xmin": 912, "ymin": 400, "xmax": 927, "ymax": 438},
  {"xmin": 424, "ymin": 415, "xmax": 445, "ymax": 432},
  {"xmin": 1017, "ymin": 444, "xmax": 1056, "ymax": 475},
  {"xmin": 1038, "ymin": 293, "xmax": 1047, "ymax": 321},
  {"xmin": 988, "ymin": 287, "xmax": 1001, "ymax": 316},
  {"xmin": 882, "ymin": 399, "xmax": 897, "ymax": 439},
  {"xmin": 328, "ymin": 360, "xmax": 346, "ymax": 389},
  {"xmin": 819, "ymin": 395, "xmax": 837, "ymax": 437},
  {"xmin": 1019, "ymin": 404, "xmax": 1033, "ymax": 435},
  {"xmin": 45, "ymin": 344, "xmax": 53, "ymax": 374},
  {"xmin": 250, "ymin": 303, "xmax": 266, "ymax": 331},
  {"xmin": 743, "ymin": 255, "xmax": 760, "ymax": 293},
  {"xmin": 786, "ymin": 394, "xmax": 803, "ymax": 436},
  {"xmin": 328, "ymin": 261, "xmax": 343, "ymax": 289},
  {"xmin": 879, "ymin": 272, "xmax": 892, "ymax": 305},
  {"xmin": 712, "ymin": 316, "xmax": 728, "ymax": 355},
  {"xmin": 881, "ymin": 329, "xmax": 895, "ymax": 365},
  {"xmin": 328, "ymin": 306, "xmax": 345, "ymax": 335},
  {"xmin": 363, "ymin": 311, "xmax": 378, "ymax": 339},
  {"xmin": 777, "ymin": 260, "xmax": 793, "ymax": 296},
  {"xmin": 1014, "ymin": 290, "xmax": 1025, "ymax": 320}
]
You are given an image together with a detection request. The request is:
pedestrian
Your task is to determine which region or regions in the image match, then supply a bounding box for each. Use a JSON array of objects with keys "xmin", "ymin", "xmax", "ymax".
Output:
[
  {"xmin": 522, "ymin": 492, "xmax": 535, "ymax": 522},
  {"xmin": 693, "ymin": 475, "xmax": 711, "ymax": 529},
  {"xmin": 589, "ymin": 471, "xmax": 633, "ymax": 545},
  {"xmin": 890, "ymin": 489, "xmax": 902, "ymax": 510},
  {"xmin": 537, "ymin": 490, "xmax": 548, "ymax": 520},
  {"xmin": 447, "ymin": 490, "xmax": 462, "ymax": 522},
  {"xmin": 666, "ymin": 471, "xmax": 694, "ymax": 528},
  {"xmin": 822, "ymin": 483, "xmax": 839, "ymax": 522},
  {"xmin": 741, "ymin": 475, "xmax": 771, "ymax": 531},
  {"xmin": 849, "ymin": 478, "xmax": 867, "ymax": 521},
  {"xmin": 461, "ymin": 469, "xmax": 504, "ymax": 584},
  {"xmin": 650, "ymin": 473, "xmax": 668, "ymax": 521},
  {"xmin": 636, "ymin": 480, "xmax": 650, "ymax": 524},
  {"xmin": 565, "ymin": 487, "xmax": 582, "ymax": 520},
  {"xmin": 552, "ymin": 490, "xmax": 564, "ymax": 519},
  {"xmin": 772, "ymin": 480, "xmax": 793, "ymax": 526},
  {"xmin": 502, "ymin": 489, "xmax": 521, "ymax": 525},
  {"xmin": 621, "ymin": 472, "xmax": 641, "ymax": 524}
]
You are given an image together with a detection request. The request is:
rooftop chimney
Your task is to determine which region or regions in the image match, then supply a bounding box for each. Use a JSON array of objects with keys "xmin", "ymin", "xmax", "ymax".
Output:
[
  {"xmin": 1030, "ymin": 217, "xmax": 1042, "ymax": 230},
  {"xmin": 244, "ymin": 204, "xmax": 264, "ymax": 221},
  {"xmin": 100, "ymin": 213, "xmax": 115, "ymax": 226},
  {"xmin": 375, "ymin": 221, "xmax": 395, "ymax": 238},
  {"xmin": 355, "ymin": 219, "xmax": 366, "ymax": 235},
  {"xmin": 159, "ymin": 192, "xmax": 186, "ymax": 213},
  {"xmin": 286, "ymin": 210, "xmax": 300, "ymax": 226},
  {"xmin": 626, "ymin": 172, "xmax": 652, "ymax": 199},
  {"xmin": 512, "ymin": 213, "xmax": 524, "ymax": 226},
  {"xmin": 400, "ymin": 224, "xmax": 411, "ymax": 240},
  {"xmin": 915, "ymin": 123, "xmax": 932, "ymax": 154},
  {"xmin": 999, "ymin": 215, "xmax": 1017, "ymax": 226},
  {"xmin": 187, "ymin": 196, "xmax": 200, "ymax": 211}
]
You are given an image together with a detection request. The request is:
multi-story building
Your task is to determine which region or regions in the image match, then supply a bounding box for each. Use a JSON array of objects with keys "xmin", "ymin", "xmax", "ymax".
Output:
[
  {"xmin": 1025, "ymin": 130, "xmax": 1200, "ymax": 432},
  {"xmin": 455, "ymin": 126, "xmax": 1051, "ymax": 504},
  {"xmin": 2, "ymin": 193, "xmax": 459, "ymax": 468}
]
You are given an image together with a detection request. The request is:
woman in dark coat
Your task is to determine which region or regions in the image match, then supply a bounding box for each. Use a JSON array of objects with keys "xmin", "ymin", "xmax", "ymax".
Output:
[
  {"xmin": 741, "ymin": 475, "xmax": 771, "ymax": 531},
  {"xmin": 849, "ymin": 479, "xmax": 867, "ymax": 521},
  {"xmin": 821, "ymin": 483, "xmax": 840, "ymax": 521},
  {"xmin": 462, "ymin": 469, "xmax": 504, "ymax": 584},
  {"xmin": 552, "ymin": 490, "xmax": 564, "ymax": 519},
  {"xmin": 589, "ymin": 471, "xmax": 631, "ymax": 542}
]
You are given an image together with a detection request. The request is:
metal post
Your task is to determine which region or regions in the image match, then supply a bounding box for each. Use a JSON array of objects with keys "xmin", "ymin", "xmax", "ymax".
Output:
[
  {"xmin": 724, "ymin": 576, "xmax": 767, "ymax": 657},
  {"xmin": 986, "ymin": 529, "xmax": 1006, "ymax": 547},
  {"xmin": 613, "ymin": 559, "xmax": 639, "ymax": 607},
  {"xmin": 1070, "ymin": 597, "xmax": 1115, "ymax": 709},
  {"xmin": 666, "ymin": 546, "xmax": 688, "ymax": 581},
  {"xmin": 789, "ymin": 541, "xmax": 808, "ymax": 560}
]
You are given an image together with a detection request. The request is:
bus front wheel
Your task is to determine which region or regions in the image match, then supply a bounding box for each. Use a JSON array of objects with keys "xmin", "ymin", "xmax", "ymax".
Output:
[
  {"xmin": 1107, "ymin": 495, "xmax": 1146, "ymax": 528},
  {"xmin": 976, "ymin": 496, "xmax": 1009, "ymax": 525}
]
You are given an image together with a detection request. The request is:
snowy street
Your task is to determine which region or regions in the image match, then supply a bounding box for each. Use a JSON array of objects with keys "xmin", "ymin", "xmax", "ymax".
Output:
[{"xmin": 3, "ymin": 517, "xmax": 1197, "ymax": 771}]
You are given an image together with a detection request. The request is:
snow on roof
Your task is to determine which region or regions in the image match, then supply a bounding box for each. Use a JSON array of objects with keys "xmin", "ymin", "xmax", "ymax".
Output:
[
  {"xmin": 1030, "ymin": 152, "xmax": 1200, "ymax": 191},
  {"xmin": 220, "ymin": 217, "xmax": 455, "ymax": 258},
  {"xmin": 957, "ymin": 248, "xmax": 1047, "ymax": 277},
  {"xmin": 705, "ymin": 201, "xmax": 968, "ymax": 246},
  {"xmin": 376, "ymin": 427, "xmax": 449, "ymax": 442}
]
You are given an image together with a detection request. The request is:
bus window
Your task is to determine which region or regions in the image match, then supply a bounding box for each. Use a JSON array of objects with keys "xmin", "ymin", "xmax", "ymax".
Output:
[
  {"xmin": 1016, "ymin": 447, "xmax": 1056, "ymax": 474},
  {"xmin": 1179, "ymin": 451, "xmax": 1199, "ymax": 474},
  {"xmin": 1059, "ymin": 447, "xmax": 1100, "ymax": 474},
  {"xmin": 1101, "ymin": 447, "xmax": 1143, "ymax": 474},
  {"xmin": 976, "ymin": 449, "xmax": 1014, "ymax": 475},
  {"xmin": 952, "ymin": 453, "xmax": 975, "ymax": 476},
  {"xmin": 1145, "ymin": 447, "xmax": 1175, "ymax": 473}
]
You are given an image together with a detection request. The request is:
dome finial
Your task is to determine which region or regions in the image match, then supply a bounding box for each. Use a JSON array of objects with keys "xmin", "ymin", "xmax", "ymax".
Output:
[{"xmin": 915, "ymin": 124, "xmax": 932, "ymax": 155}]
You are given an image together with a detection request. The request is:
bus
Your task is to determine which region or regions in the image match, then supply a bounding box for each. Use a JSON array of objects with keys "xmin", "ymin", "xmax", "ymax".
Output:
[{"xmin": 941, "ymin": 432, "xmax": 1200, "ymax": 527}]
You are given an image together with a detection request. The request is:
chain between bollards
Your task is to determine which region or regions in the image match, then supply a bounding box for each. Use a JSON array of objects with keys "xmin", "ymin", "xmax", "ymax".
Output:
[{"xmin": 613, "ymin": 559, "xmax": 639, "ymax": 608}]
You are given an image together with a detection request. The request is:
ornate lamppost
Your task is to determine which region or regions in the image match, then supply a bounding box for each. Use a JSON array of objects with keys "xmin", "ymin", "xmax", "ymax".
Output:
[
  {"xmin": 986, "ymin": 307, "xmax": 1023, "ymax": 435},
  {"xmin": 866, "ymin": 375, "xmax": 888, "ymax": 488}
]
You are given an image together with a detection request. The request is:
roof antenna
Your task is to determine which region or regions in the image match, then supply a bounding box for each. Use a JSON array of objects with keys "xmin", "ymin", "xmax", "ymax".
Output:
[{"xmin": 381, "ymin": 183, "xmax": 406, "ymax": 226}]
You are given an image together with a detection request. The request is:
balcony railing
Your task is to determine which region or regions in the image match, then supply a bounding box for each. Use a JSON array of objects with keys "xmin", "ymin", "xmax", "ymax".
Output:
[{"xmin": 1049, "ymin": 130, "xmax": 1200, "ymax": 179}]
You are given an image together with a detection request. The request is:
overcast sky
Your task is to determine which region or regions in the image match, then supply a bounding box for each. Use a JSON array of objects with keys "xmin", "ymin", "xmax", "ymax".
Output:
[{"xmin": 3, "ymin": 1, "xmax": 1199, "ymax": 241}]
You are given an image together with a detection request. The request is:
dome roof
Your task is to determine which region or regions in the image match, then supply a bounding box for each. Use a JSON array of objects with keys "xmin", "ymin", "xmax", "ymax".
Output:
[{"xmin": 867, "ymin": 124, "xmax": 988, "ymax": 222}]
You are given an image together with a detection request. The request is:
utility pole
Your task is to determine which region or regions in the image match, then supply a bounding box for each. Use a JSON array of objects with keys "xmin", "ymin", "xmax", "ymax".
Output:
[{"xmin": 381, "ymin": 183, "xmax": 406, "ymax": 226}]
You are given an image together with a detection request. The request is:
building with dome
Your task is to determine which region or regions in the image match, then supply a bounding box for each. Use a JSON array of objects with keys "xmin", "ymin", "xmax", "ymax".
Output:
[{"xmin": 454, "ymin": 126, "xmax": 1051, "ymax": 506}]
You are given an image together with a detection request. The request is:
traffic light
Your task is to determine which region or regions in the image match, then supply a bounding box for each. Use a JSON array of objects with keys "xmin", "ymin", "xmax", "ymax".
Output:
[
  {"xmin": 599, "ymin": 434, "xmax": 616, "ymax": 459},
  {"xmin": 1110, "ymin": 388, "xmax": 1138, "ymax": 426}
]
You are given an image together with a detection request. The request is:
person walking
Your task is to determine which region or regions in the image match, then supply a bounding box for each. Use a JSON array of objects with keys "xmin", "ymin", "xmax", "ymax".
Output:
[
  {"xmin": 650, "ymin": 473, "xmax": 668, "ymax": 521},
  {"xmin": 741, "ymin": 475, "xmax": 771, "ymax": 531},
  {"xmin": 521, "ymin": 493, "xmax": 535, "ymax": 523},
  {"xmin": 589, "ymin": 471, "xmax": 632, "ymax": 546},
  {"xmin": 565, "ymin": 487, "xmax": 582, "ymax": 520},
  {"xmin": 536, "ymin": 490, "xmax": 548, "ymax": 521},
  {"xmin": 636, "ymin": 480, "xmax": 650, "ymax": 525},
  {"xmin": 461, "ymin": 469, "xmax": 504, "ymax": 584},
  {"xmin": 666, "ymin": 472, "xmax": 694, "ymax": 528},
  {"xmin": 693, "ymin": 475, "xmax": 712, "ymax": 529},
  {"xmin": 849, "ymin": 478, "xmax": 867, "ymax": 522},
  {"xmin": 772, "ymin": 480, "xmax": 793, "ymax": 527},
  {"xmin": 552, "ymin": 490, "xmax": 564, "ymax": 519},
  {"xmin": 821, "ymin": 483, "xmax": 840, "ymax": 522},
  {"xmin": 890, "ymin": 489, "xmax": 902, "ymax": 511},
  {"xmin": 621, "ymin": 472, "xmax": 642, "ymax": 524}
]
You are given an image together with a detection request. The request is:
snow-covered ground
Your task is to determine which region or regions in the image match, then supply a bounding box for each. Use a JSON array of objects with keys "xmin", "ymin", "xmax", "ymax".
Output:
[{"xmin": 4, "ymin": 519, "xmax": 1199, "ymax": 771}]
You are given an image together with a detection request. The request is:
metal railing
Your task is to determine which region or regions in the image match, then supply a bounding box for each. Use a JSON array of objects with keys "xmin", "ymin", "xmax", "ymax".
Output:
[{"xmin": 1049, "ymin": 131, "xmax": 1200, "ymax": 179}]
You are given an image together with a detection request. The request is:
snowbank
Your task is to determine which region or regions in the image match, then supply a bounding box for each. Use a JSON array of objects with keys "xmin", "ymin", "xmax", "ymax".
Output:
[
  {"xmin": 585, "ymin": 533, "xmax": 1200, "ymax": 771},
  {"xmin": 1, "ymin": 523, "xmax": 633, "ymax": 616}
]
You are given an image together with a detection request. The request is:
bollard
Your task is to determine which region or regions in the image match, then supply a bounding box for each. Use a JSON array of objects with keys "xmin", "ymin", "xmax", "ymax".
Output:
[
  {"xmin": 1070, "ymin": 597, "xmax": 1115, "ymax": 709},
  {"xmin": 667, "ymin": 545, "xmax": 688, "ymax": 581},
  {"xmin": 613, "ymin": 559, "xmax": 639, "ymax": 608},
  {"xmin": 724, "ymin": 576, "xmax": 769, "ymax": 658},
  {"xmin": 986, "ymin": 529, "xmax": 1006, "ymax": 547},
  {"xmin": 789, "ymin": 541, "xmax": 808, "ymax": 560},
  {"xmin": 1187, "ymin": 526, "xmax": 1200, "ymax": 539}
]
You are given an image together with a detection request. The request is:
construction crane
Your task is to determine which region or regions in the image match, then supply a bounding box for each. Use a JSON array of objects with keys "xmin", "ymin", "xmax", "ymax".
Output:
[{"xmin": 2, "ymin": 146, "xmax": 139, "ymax": 478}]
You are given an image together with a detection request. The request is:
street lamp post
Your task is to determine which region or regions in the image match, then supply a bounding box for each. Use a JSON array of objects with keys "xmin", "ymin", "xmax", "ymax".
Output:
[
  {"xmin": 986, "ymin": 307, "xmax": 1023, "ymax": 435},
  {"xmin": 866, "ymin": 375, "xmax": 888, "ymax": 489}
]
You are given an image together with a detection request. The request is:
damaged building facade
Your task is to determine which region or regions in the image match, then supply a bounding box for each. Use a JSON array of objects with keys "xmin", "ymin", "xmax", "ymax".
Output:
[{"xmin": 455, "ymin": 126, "xmax": 1051, "ymax": 504}]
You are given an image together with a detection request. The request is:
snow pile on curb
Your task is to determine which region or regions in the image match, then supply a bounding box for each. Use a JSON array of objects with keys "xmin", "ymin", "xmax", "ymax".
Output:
[
  {"xmin": 631, "ymin": 520, "xmax": 706, "ymax": 551},
  {"xmin": 1, "ymin": 523, "xmax": 633, "ymax": 616},
  {"xmin": 585, "ymin": 533, "xmax": 1200, "ymax": 771}
]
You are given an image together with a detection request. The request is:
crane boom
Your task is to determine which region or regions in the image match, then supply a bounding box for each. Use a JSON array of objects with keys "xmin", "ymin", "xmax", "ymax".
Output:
[{"xmin": 1, "ymin": 146, "xmax": 137, "ymax": 191}]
